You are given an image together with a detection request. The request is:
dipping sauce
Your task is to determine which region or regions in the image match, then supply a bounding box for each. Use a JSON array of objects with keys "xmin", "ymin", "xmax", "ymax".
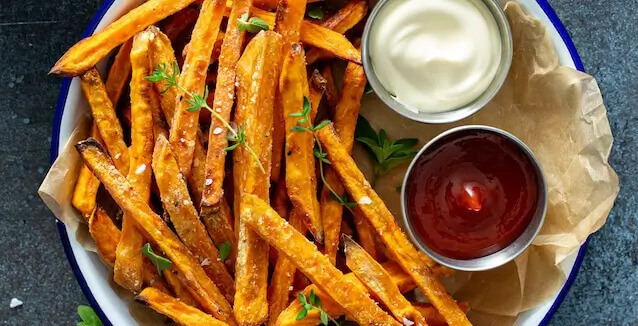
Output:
[
  {"xmin": 405, "ymin": 129, "xmax": 539, "ymax": 260},
  {"xmin": 368, "ymin": 0, "xmax": 502, "ymax": 113}
]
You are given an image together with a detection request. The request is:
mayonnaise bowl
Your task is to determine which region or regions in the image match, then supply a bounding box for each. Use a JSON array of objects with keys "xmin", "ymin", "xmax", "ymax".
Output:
[{"xmin": 362, "ymin": 0, "xmax": 513, "ymax": 124}]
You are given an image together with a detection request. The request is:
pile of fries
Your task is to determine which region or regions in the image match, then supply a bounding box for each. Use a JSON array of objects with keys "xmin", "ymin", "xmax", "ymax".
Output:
[{"xmin": 53, "ymin": 0, "xmax": 472, "ymax": 325}]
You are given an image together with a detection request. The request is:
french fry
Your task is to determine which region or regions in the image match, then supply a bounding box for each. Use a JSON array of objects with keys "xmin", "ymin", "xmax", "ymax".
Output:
[
  {"xmin": 163, "ymin": 268, "xmax": 200, "ymax": 308},
  {"xmin": 344, "ymin": 236, "xmax": 427, "ymax": 326},
  {"xmin": 80, "ymin": 68, "xmax": 130, "ymax": 174},
  {"xmin": 161, "ymin": 6, "xmax": 200, "ymax": 41},
  {"xmin": 72, "ymin": 124, "xmax": 103, "ymax": 220},
  {"xmin": 105, "ymin": 39, "xmax": 133, "ymax": 105},
  {"xmin": 240, "ymin": 194, "xmax": 399, "ymax": 326},
  {"xmin": 412, "ymin": 302, "xmax": 471, "ymax": 326},
  {"xmin": 266, "ymin": 214, "xmax": 303, "ymax": 326},
  {"xmin": 148, "ymin": 26, "xmax": 179, "ymax": 124},
  {"xmin": 281, "ymin": 43, "xmax": 322, "ymax": 242},
  {"xmin": 320, "ymin": 60, "xmax": 366, "ymax": 263},
  {"xmin": 188, "ymin": 130, "xmax": 207, "ymax": 208},
  {"xmin": 182, "ymin": 31, "xmax": 225, "ymax": 65},
  {"xmin": 201, "ymin": 197, "xmax": 237, "ymax": 271},
  {"xmin": 320, "ymin": 65, "xmax": 339, "ymax": 112},
  {"xmin": 75, "ymin": 139, "xmax": 235, "ymax": 324},
  {"xmin": 169, "ymin": 0, "xmax": 227, "ymax": 179},
  {"xmin": 308, "ymin": 69, "xmax": 327, "ymax": 112},
  {"xmin": 275, "ymin": 261, "xmax": 451, "ymax": 326},
  {"xmin": 137, "ymin": 287, "xmax": 230, "ymax": 326},
  {"xmin": 269, "ymin": 0, "xmax": 307, "ymax": 184},
  {"xmin": 271, "ymin": 178, "xmax": 290, "ymax": 219},
  {"xmin": 316, "ymin": 124, "xmax": 471, "ymax": 326},
  {"xmin": 232, "ymin": 31, "xmax": 283, "ymax": 326},
  {"xmin": 50, "ymin": 0, "xmax": 198, "ymax": 76},
  {"xmin": 352, "ymin": 212, "xmax": 379, "ymax": 259},
  {"xmin": 201, "ymin": 0, "xmax": 252, "ymax": 230},
  {"xmin": 306, "ymin": 0, "xmax": 368, "ymax": 64},
  {"xmin": 152, "ymin": 135, "xmax": 235, "ymax": 303},
  {"xmin": 113, "ymin": 31, "xmax": 156, "ymax": 293},
  {"xmin": 88, "ymin": 206, "xmax": 120, "ymax": 266},
  {"xmin": 89, "ymin": 206, "xmax": 170, "ymax": 294},
  {"xmin": 249, "ymin": 7, "xmax": 361, "ymax": 63}
]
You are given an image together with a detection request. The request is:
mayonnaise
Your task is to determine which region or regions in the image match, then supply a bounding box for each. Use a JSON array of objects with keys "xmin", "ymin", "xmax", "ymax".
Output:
[{"xmin": 369, "ymin": 0, "xmax": 502, "ymax": 113}]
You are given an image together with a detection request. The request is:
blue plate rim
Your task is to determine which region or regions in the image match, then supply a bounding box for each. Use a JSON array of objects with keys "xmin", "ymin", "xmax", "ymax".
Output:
[{"xmin": 50, "ymin": 1, "xmax": 587, "ymax": 325}]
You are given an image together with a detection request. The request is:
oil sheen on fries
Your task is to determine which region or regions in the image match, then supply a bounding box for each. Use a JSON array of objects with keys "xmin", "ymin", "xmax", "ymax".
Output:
[
  {"xmin": 201, "ymin": 0, "xmax": 252, "ymax": 227},
  {"xmin": 152, "ymin": 135, "xmax": 235, "ymax": 303},
  {"xmin": 105, "ymin": 39, "xmax": 133, "ymax": 105},
  {"xmin": 240, "ymin": 194, "xmax": 400, "ymax": 326},
  {"xmin": 345, "ymin": 236, "xmax": 428, "ymax": 326},
  {"xmin": 281, "ymin": 43, "xmax": 322, "ymax": 242},
  {"xmin": 148, "ymin": 26, "xmax": 179, "ymax": 125},
  {"xmin": 320, "ymin": 60, "xmax": 367, "ymax": 264},
  {"xmin": 72, "ymin": 123, "xmax": 103, "ymax": 220},
  {"xmin": 80, "ymin": 68, "xmax": 130, "ymax": 174},
  {"xmin": 317, "ymin": 124, "xmax": 471, "ymax": 326},
  {"xmin": 137, "ymin": 287, "xmax": 230, "ymax": 326},
  {"xmin": 51, "ymin": 0, "xmax": 198, "ymax": 76},
  {"xmin": 75, "ymin": 139, "xmax": 235, "ymax": 324},
  {"xmin": 169, "ymin": 0, "xmax": 227, "ymax": 179},
  {"xmin": 232, "ymin": 31, "xmax": 282, "ymax": 326},
  {"xmin": 113, "ymin": 31, "xmax": 156, "ymax": 293}
]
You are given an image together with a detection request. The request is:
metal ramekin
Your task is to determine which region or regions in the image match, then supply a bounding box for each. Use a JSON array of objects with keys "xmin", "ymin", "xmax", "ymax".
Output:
[
  {"xmin": 361, "ymin": 0, "xmax": 513, "ymax": 124},
  {"xmin": 400, "ymin": 126, "xmax": 547, "ymax": 271}
]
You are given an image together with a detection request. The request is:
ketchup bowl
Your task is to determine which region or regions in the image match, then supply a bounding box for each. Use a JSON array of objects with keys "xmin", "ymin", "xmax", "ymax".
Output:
[{"xmin": 401, "ymin": 125, "xmax": 547, "ymax": 271}]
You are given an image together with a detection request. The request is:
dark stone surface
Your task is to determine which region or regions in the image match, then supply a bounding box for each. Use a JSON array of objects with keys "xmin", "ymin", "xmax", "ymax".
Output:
[{"xmin": 0, "ymin": 0, "xmax": 634, "ymax": 325}]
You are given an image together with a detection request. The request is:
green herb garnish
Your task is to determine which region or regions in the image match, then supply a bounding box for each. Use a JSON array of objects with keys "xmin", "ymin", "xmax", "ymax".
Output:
[
  {"xmin": 77, "ymin": 305, "xmax": 103, "ymax": 326},
  {"xmin": 296, "ymin": 290, "xmax": 342, "ymax": 325},
  {"xmin": 141, "ymin": 243, "xmax": 172, "ymax": 274},
  {"xmin": 307, "ymin": 5, "xmax": 325, "ymax": 20},
  {"xmin": 355, "ymin": 116, "xmax": 418, "ymax": 187},
  {"xmin": 218, "ymin": 240, "xmax": 232, "ymax": 261},
  {"xmin": 146, "ymin": 62, "xmax": 264, "ymax": 173},
  {"xmin": 237, "ymin": 13, "xmax": 270, "ymax": 33}
]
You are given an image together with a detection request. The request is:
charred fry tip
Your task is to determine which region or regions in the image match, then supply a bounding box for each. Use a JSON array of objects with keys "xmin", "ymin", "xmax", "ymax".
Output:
[
  {"xmin": 310, "ymin": 69, "xmax": 327, "ymax": 91},
  {"xmin": 75, "ymin": 137, "xmax": 105, "ymax": 153}
]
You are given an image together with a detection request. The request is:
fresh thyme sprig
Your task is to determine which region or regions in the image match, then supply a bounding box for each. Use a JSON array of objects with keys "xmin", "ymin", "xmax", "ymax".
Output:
[
  {"xmin": 141, "ymin": 243, "xmax": 172, "ymax": 274},
  {"xmin": 237, "ymin": 13, "xmax": 269, "ymax": 33},
  {"xmin": 296, "ymin": 290, "xmax": 342, "ymax": 325},
  {"xmin": 218, "ymin": 240, "xmax": 232, "ymax": 261},
  {"xmin": 289, "ymin": 97, "xmax": 356, "ymax": 210},
  {"xmin": 146, "ymin": 62, "xmax": 265, "ymax": 173}
]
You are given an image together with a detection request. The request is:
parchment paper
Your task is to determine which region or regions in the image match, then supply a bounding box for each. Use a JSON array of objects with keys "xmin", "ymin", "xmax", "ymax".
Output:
[
  {"xmin": 39, "ymin": 1, "xmax": 619, "ymax": 324},
  {"xmin": 356, "ymin": 2, "xmax": 619, "ymax": 323}
]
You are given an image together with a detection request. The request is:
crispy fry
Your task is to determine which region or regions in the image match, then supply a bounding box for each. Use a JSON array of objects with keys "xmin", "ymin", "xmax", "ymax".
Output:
[
  {"xmin": 88, "ymin": 206, "xmax": 120, "ymax": 266},
  {"xmin": 281, "ymin": 43, "xmax": 322, "ymax": 242},
  {"xmin": 148, "ymin": 26, "xmax": 179, "ymax": 124},
  {"xmin": 163, "ymin": 268, "xmax": 200, "ymax": 307},
  {"xmin": 113, "ymin": 31, "xmax": 157, "ymax": 293},
  {"xmin": 201, "ymin": 197, "xmax": 237, "ymax": 270},
  {"xmin": 80, "ymin": 68, "xmax": 130, "ymax": 174},
  {"xmin": 412, "ymin": 302, "xmax": 471, "ymax": 326},
  {"xmin": 316, "ymin": 124, "xmax": 471, "ymax": 326},
  {"xmin": 137, "ymin": 287, "xmax": 230, "ymax": 326},
  {"xmin": 240, "ymin": 194, "xmax": 399, "ymax": 325},
  {"xmin": 276, "ymin": 261, "xmax": 451, "ymax": 326},
  {"xmin": 152, "ymin": 135, "xmax": 235, "ymax": 303},
  {"xmin": 75, "ymin": 139, "xmax": 235, "ymax": 324},
  {"xmin": 89, "ymin": 206, "xmax": 170, "ymax": 293},
  {"xmin": 232, "ymin": 31, "xmax": 283, "ymax": 326},
  {"xmin": 306, "ymin": 0, "xmax": 368, "ymax": 64},
  {"xmin": 267, "ymin": 214, "xmax": 303, "ymax": 326},
  {"xmin": 271, "ymin": 178, "xmax": 290, "ymax": 219},
  {"xmin": 105, "ymin": 39, "xmax": 133, "ymax": 105},
  {"xmin": 344, "ymin": 236, "xmax": 427, "ymax": 326},
  {"xmin": 201, "ymin": 0, "xmax": 252, "ymax": 220},
  {"xmin": 188, "ymin": 130, "xmax": 207, "ymax": 208},
  {"xmin": 169, "ymin": 0, "xmax": 227, "ymax": 179},
  {"xmin": 50, "ymin": 0, "xmax": 198, "ymax": 76},
  {"xmin": 320, "ymin": 60, "xmax": 366, "ymax": 263},
  {"xmin": 72, "ymin": 124, "xmax": 104, "ymax": 220},
  {"xmin": 352, "ymin": 212, "xmax": 379, "ymax": 259},
  {"xmin": 182, "ymin": 31, "xmax": 225, "ymax": 65},
  {"xmin": 308, "ymin": 69, "xmax": 327, "ymax": 110},
  {"xmin": 249, "ymin": 7, "xmax": 361, "ymax": 63},
  {"xmin": 320, "ymin": 65, "xmax": 339, "ymax": 112},
  {"xmin": 162, "ymin": 7, "xmax": 200, "ymax": 41}
]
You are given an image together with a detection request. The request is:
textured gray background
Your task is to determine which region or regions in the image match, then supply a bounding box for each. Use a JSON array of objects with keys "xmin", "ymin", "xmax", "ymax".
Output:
[{"xmin": 0, "ymin": 0, "xmax": 635, "ymax": 325}]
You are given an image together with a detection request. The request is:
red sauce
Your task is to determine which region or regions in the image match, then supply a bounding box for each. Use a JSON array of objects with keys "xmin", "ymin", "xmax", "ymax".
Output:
[{"xmin": 405, "ymin": 129, "xmax": 539, "ymax": 260}]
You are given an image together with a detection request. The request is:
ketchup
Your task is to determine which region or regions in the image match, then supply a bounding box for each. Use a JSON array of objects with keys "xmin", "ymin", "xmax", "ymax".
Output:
[{"xmin": 405, "ymin": 129, "xmax": 539, "ymax": 260}]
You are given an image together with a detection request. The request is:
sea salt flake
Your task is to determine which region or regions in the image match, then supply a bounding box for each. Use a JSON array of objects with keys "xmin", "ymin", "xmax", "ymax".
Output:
[
  {"xmin": 213, "ymin": 127, "xmax": 223, "ymax": 135},
  {"xmin": 9, "ymin": 298, "xmax": 23, "ymax": 308},
  {"xmin": 358, "ymin": 196, "xmax": 372, "ymax": 205},
  {"xmin": 135, "ymin": 164, "xmax": 146, "ymax": 175},
  {"xmin": 402, "ymin": 318, "xmax": 415, "ymax": 326},
  {"xmin": 114, "ymin": 153, "xmax": 121, "ymax": 160},
  {"xmin": 201, "ymin": 258, "xmax": 211, "ymax": 266},
  {"xmin": 205, "ymin": 178, "xmax": 213, "ymax": 185},
  {"xmin": 289, "ymin": 286, "xmax": 294, "ymax": 291},
  {"xmin": 183, "ymin": 199, "xmax": 190, "ymax": 205}
]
